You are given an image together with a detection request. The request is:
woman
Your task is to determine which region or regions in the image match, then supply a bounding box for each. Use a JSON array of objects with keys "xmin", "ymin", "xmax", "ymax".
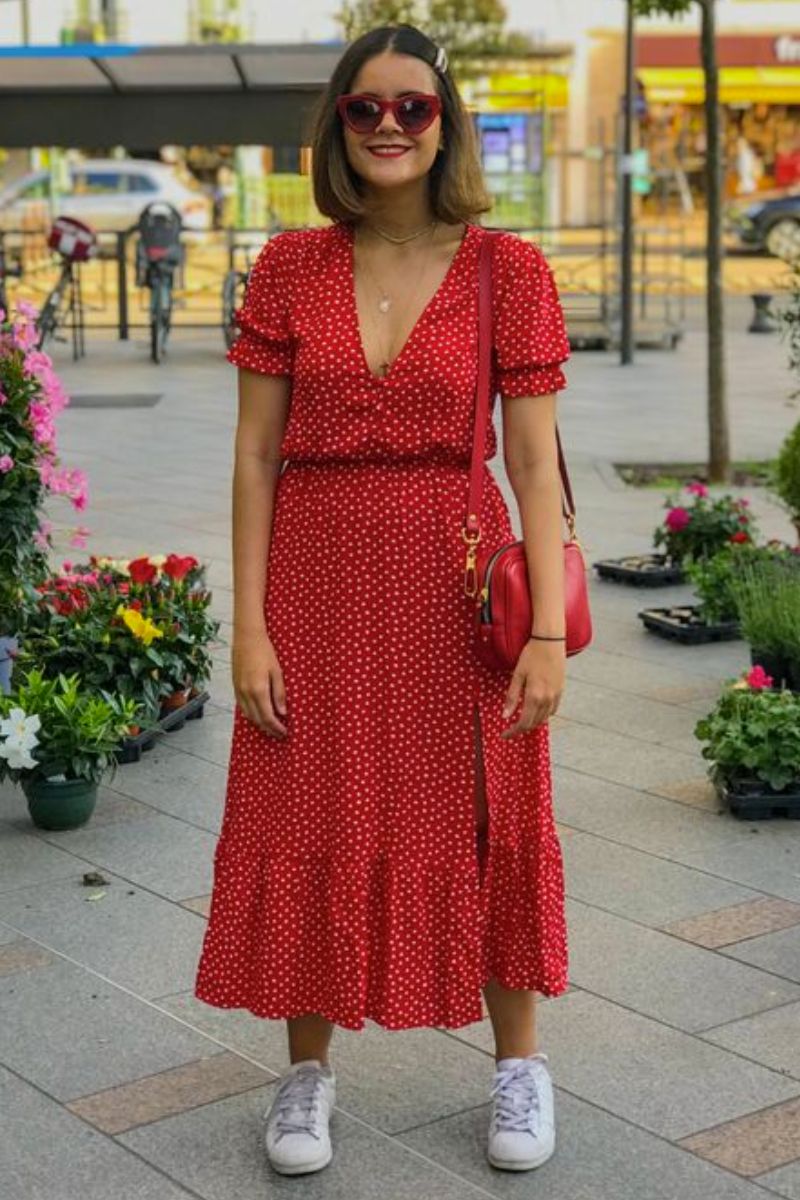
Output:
[{"xmin": 194, "ymin": 22, "xmax": 571, "ymax": 1179}]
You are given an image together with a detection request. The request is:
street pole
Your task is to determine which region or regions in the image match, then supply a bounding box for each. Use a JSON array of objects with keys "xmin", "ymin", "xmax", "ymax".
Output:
[
  {"xmin": 620, "ymin": 0, "xmax": 635, "ymax": 364},
  {"xmin": 20, "ymin": 0, "xmax": 29, "ymax": 42}
]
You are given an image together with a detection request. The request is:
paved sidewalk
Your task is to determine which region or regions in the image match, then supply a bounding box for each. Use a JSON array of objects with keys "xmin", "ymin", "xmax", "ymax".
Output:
[{"xmin": 2, "ymin": 304, "xmax": 800, "ymax": 1200}]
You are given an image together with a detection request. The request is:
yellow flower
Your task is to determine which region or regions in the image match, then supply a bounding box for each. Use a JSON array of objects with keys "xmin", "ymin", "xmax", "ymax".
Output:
[{"xmin": 117, "ymin": 606, "xmax": 164, "ymax": 646}]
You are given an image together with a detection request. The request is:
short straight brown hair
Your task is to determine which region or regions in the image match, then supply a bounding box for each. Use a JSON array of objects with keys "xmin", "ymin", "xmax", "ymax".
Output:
[{"xmin": 308, "ymin": 24, "xmax": 492, "ymax": 225}]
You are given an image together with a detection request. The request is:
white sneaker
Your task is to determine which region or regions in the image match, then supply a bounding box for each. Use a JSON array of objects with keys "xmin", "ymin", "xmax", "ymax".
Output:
[
  {"xmin": 263, "ymin": 1058, "xmax": 336, "ymax": 1175},
  {"xmin": 487, "ymin": 1052, "xmax": 555, "ymax": 1171}
]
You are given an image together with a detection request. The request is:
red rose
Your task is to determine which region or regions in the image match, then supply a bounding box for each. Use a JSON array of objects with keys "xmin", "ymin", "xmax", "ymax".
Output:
[
  {"xmin": 730, "ymin": 531, "xmax": 750, "ymax": 544},
  {"xmin": 128, "ymin": 557, "xmax": 158, "ymax": 584},
  {"xmin": 163, "ymin": 553, "xmax": 198, "ymax": 581}
]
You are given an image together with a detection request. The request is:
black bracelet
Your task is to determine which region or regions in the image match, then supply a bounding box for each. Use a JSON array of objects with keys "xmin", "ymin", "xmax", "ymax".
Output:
[{"xmin": 529, "ymin": 633, "xmax": 567, "ymax": 641}]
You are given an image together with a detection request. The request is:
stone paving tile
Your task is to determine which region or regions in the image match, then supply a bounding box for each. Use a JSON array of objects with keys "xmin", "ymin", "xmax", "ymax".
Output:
[
  {"xmin": 156, "ymin": 993, "xmax": 496, "ymax": 1136},
  {"xmin": 66, "ymin": 1050, "xmax": 271, "ymax": 1134},
  {"xmin": 722, "ymin": 925, "xmax": 800, "ymax": 985},
  {"xmin": 0, "ymin": 1065, "xmax": 197, "ymax": 1200},
  {"xmin": 700, "ymin": 1001, "xmax": 800, "ymax": 1081},
  {"xmin": 40, "ymin": 811, "xmax": 216, "ymax": 902},
  {"xmin": 553, "ymin": 767, "xmax": 759, "ymax": 859},
  {"xmin": 565, "ymin": 646, "xmax": 723, "ymax": 701},
  {"xmin": 562, "ymin": 832, "xmax": 760, "ymax": 926},
  {"xmin": 662, "ymin": 899, "xmax": 800, "ymax": 949},
  {"xmin": 0, "ymin": 956, "xmax": 225, "ymax": 1101},
  {"xmin": 557, "ymin": 678, "xmax": 702, "ymax": 746},
  {"xmin": 0, "ymin": 813, "xmax": 96, "ymax": 893},
  {"xmin": 678, "ymin": 1096, "xmax": 800, "ymax": 1177},
  {"xmin": 398, "ymin": 1088, "xmax": 776, "ymax": 1200},
  {"xmin": 0, "ymin": 919, "xmax": 19, "ymax": 945},
  {"xmin": 655, "ymin": 776, "xmax": 729, "ymax": 809},
  {"xmin": 103, "ymin": 738, "xmax": 228, "ymax": 833},
  {"xmin": 550, "ymin": 722, "xmax": 706, "ymax": 793},
  {"xmin": 565, "ymin": 898, "xmax": 800, "ymax": 1032},
  {"xmin": 157, "ymin": 703, "xmax": 234, "ymax": 769},
  {"xmin": 758, "ymin": 1159, "xmax": 800, "ymax": 1199},
  {"xmin": 0, "ymin": 937, "xmax": 54, "ymax": 976},
  {"xmin": 678, "ymin": 838, "xmax": 800, "ymax": 905},
  {"xmin": 118, "ymin": 1082, "xmax": 493, "ymax": 1200},
  {"xmin": 445, "ymin": 989, "xmax": 800, "ymax": 1141},
  {"xmin": 0, "ymin": 871, "xmax": 206, "ymax": 998}
]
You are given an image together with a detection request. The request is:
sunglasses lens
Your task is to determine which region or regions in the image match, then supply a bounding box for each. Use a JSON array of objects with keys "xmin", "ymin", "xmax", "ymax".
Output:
[
  {"xmin": 397, "ymin": 97, "xmax": 435, "ymax": 132},
  {"xmin": 344, "ymin": 98, "xmax": 381, "ymax": 132}
]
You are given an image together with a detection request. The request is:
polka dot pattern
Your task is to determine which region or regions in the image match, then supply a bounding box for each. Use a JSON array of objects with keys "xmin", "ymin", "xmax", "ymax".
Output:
[{"xmin": 193, "ymin": 221, "xmax": 570, "ymax": 1031}]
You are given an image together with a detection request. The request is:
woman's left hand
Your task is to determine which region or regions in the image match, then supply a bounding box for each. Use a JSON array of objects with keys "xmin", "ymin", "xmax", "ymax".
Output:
[{"xmin": 500, "ymin": 639, "xmax": 565, "ymax": 738}]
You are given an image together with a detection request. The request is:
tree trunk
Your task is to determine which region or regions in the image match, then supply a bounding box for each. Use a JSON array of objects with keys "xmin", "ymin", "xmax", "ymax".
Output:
[{"xmin": 701, "ymin": 0, "xmax": 730, "ymax": 482}]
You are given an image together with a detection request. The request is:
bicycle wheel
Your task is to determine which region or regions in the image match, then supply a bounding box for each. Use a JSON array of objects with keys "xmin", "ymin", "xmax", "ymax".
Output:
[
  {"xmin": 150, "ymin": 272, "xmax": 168, "ymax": 363},
  {"xmin": 160, "ymin": 273, "xmax": 173, "ymax": 354},
  {"xmin": 36, "ymin": 284, "xmax": 63, "ymax": 350}
]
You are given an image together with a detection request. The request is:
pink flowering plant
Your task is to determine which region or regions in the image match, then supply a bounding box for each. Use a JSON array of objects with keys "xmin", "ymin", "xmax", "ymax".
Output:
[
  {"xmin": 694, "ymin": 665, "xmax": 800, "ymax": 793},
  {"xmin": 653, "ymin": 482, "xmax": 758, "ymax": 565},
  {"xmin": 0, "ymin": 301, "xmax": 89, "ymax": 637}
]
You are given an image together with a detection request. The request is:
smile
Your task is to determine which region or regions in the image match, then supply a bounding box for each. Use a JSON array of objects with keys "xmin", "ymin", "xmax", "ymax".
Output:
[{"xmin": 366, "ymin": 146, "xmax": 411, "ymax": 158}]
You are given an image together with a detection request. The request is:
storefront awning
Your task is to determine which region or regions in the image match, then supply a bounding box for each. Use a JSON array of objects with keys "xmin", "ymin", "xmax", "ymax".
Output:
[
  {"xmin": 638, "ymin": 65, "xmax": 800, "ymax": 106},
  {"xmin": 0, "ymin": 42, "xmax": 345, "ymax": 146}
]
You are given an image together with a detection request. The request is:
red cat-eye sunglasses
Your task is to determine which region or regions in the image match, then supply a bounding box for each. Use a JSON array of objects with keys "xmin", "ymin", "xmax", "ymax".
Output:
[{"xmin": 336, "ymin": 93, "xmax": 442, "ymax": 136}]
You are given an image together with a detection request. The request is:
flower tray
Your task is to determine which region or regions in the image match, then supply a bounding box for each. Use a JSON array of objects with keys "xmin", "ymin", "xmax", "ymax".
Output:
[
  {"xmin": 115, "ymin": 689, "xmax": 210, "ymax": 764},
  {"xmin": 716, "ymin": 776, "xmax": 800, "ymax": 821},
  {"xmin": 638, "ymin": 605, "xmax": 740, "ymax": 644},
  {"xmin": 593, "ymin": 554, "xmax": 685, "ymax": 587}
]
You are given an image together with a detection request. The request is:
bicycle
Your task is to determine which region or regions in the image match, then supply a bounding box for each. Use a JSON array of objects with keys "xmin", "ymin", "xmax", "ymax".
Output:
[
  {"xmin": 134, "ymin": 201, "xmax": 184, "ymax": 364},
  {"xmin": 36, "ymin": 216, "xmax": 96, "ymax": 359},
  {"xmin": 221, "ymin": 214, "xmax": 282, "ymax": 350}
]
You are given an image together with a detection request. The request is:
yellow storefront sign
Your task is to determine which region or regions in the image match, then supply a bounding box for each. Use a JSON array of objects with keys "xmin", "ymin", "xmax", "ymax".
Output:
[
  {"xmin": 479, "ymin": 72, "xmax": 569, "ymax": 112},
  {"xmin": 638, "ymin": 65, "xmax": 800, "ymax": 105}
]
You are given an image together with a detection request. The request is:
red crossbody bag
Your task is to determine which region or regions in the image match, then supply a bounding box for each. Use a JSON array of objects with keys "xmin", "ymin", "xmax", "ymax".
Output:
[{"xmin": 461, "ymin": 231, "xmax": 593, "ymax": 671}]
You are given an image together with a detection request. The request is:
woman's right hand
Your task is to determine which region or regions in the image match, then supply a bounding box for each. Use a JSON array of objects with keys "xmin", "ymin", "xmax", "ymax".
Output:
[{"xmin": 232, "ymin": 630, "xmax": 288, "ymax": 738}]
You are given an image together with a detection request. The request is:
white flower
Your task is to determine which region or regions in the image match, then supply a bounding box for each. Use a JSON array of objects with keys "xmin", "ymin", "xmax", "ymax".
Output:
[
  {"xmin": 0, "ymin": 739, "xmax": 38, "ymax": 770},
  {"xmin": 0, "ymin": 707, "xmax": 41, "ymax": 742}
]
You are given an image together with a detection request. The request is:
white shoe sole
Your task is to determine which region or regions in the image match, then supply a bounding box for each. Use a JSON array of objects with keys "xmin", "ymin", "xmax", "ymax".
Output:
[
  {"xmin": 487, "ymin": 1141, "xmax": 555, "ymax": 1171},
  {"xmin": 267, "ymin": 1144, "xmax": 333, "ymax": 1175}
]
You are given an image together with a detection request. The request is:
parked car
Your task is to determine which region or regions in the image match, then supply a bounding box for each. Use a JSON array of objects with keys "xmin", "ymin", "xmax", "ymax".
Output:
[
  {"xmin": 0, "ymin": 158, "xmax": 212, "ymax": 235},
  {"xmin": 726, "ymin": 188, "xmax": 800, "ymax": 260}
]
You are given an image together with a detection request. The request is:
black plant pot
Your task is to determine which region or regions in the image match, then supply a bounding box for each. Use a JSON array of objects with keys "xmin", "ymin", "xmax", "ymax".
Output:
[{"xmin": 749, "ymin": 647, "xmax": 790, "ymax": 689}]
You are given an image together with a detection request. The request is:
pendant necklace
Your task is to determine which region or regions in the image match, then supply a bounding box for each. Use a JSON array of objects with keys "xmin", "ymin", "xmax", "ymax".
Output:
[{"xmin": 357, "ymin": 223, "xmax": 439, "ymax": 377}]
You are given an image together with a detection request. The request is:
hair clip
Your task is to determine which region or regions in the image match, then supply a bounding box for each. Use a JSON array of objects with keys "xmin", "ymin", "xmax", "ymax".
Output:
[{"xmin": 433, "ymin": 45, "xmax": 448, "ymax": 75}]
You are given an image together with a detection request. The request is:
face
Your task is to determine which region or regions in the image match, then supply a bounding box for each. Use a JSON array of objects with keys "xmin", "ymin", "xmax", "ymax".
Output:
[{"xmin": 340, "ymin": 50, "xmax": 443, "ymax": 193}]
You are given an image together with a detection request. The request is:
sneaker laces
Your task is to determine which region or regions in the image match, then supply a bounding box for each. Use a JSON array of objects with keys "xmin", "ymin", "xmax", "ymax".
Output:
[
  {"xmin": 272, "ymin": 1066, "xmax": 327, "ymax": 1141},
  {"xmin": 490, "ymin": 1058, "xmax": 543, "ymax": 1134}
]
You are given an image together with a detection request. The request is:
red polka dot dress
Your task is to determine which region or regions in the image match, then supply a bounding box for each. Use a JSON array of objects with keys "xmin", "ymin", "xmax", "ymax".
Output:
[{"xmin": 193, "ymin": 220, "xmax": 571, "ymax": 1031}]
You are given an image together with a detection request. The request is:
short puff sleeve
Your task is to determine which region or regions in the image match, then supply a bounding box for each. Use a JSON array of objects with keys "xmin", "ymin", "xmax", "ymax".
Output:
[
  {"xmin": 492, "ymin": 235, "xmax": 570, "ymax": 399},
  {"xmin": 225, "ymin": 233, "xmax": 295, "ymax": 376}
]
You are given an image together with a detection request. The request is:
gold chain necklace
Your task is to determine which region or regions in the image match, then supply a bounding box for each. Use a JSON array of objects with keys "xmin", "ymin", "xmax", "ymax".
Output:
[
  {"xmin": 358, "ymin": 220, "xmax": 438, "ymax": 315},
  {"xmin": 368, "ymin": 217, "xmax": 437, "ymax": 245},
  {"xmin": 356, "ymin": 223, "xmax": 438, "ymax": 376}
]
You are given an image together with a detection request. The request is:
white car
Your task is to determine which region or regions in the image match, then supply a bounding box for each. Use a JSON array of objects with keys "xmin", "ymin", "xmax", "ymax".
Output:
[{"xmin": 0, "ymin": 158, "xmax": 212, "ymax": 234}]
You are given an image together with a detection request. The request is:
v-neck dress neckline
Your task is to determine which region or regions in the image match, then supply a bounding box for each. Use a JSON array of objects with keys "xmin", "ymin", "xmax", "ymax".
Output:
[{"xmin": 344, "ymin": 220, "xmax": 475, "ymax": 384}]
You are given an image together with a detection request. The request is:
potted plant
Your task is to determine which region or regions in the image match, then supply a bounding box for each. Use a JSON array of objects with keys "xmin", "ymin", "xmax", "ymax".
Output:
[
  {"xmin": 638, "ymin": 543, "xmax": 743, "ymax": 643},
  {"xmin": 0, "ymin": 667, "xmax": 142, "ymax": 829},
  {"xmin": 769, "ymin": 420, "xmax": 800, "ymax": 545},
  {"xmin": 0, "ymin": 301, "xmax": 89, "ymax": 692},
  {"xmin": 653, "ymin": 482, "xmax": 757, "ymax": 564},
  {"xmin": 695, "ymin": 664, "xmax": 800, "ymax": 819},
  {"xmin": 594, "ymin": 482, "xmax": 757, "ymax": 586},
  {"xmin": 728, "ymin": 547, "xmax": 800, "ymax": 689}
]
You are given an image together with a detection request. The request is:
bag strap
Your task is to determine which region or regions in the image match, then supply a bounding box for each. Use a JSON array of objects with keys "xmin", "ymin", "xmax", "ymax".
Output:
[{"xmin": 462, "ymin": 230, "xmax": 576, "ymax": 596}]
